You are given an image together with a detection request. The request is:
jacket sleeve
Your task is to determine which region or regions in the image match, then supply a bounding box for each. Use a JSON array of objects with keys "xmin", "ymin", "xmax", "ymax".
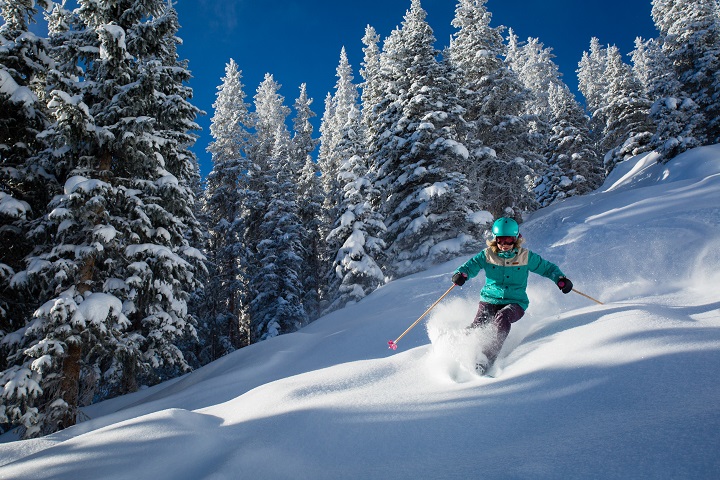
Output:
[
  {"xmin": 454, "ymin": 250, "xmax": 486, "ymax": 279},
  {"xmin": 527, "ymin": 251, "xmax": 565, "ymax": 283}
]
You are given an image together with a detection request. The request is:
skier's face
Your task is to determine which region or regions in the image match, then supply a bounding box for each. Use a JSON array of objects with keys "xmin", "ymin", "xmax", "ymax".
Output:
[{"xmin": 496, "ymin": 236, "xmax": 515, "ymax": 251}]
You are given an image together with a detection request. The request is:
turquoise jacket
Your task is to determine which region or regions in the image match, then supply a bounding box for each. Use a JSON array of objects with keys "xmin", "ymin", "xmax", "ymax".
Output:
[{"xmin": 454, "ymin": 247, "xmax": 565, "ymax": 310}]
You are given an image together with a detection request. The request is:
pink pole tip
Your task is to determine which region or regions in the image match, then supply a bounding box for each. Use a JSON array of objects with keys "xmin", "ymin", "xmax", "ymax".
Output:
[{"xmin": 388, "ymin": 340, "xmax": 397, "ymax": 350}]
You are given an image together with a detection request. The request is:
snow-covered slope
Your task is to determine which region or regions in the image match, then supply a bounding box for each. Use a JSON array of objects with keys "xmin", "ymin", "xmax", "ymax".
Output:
[{"xmin": 1, "ymin": 146, "xmax": 720, "ymax": 479}]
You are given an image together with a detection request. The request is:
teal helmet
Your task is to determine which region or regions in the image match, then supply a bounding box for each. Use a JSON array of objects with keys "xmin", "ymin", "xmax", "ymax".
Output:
[{"xmin": 492, "ymin": 217, "xmax": 519, "ymax": 237}]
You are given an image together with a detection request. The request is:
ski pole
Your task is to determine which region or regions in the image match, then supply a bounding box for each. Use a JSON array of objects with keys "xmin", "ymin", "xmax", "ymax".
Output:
[
  {"xmin": 572, "ymin": 288, "xmax": 604, "ymax": 305},
  {"xmin": 388, "ymin": 284, "xmax": 456, "ymax": 350}
]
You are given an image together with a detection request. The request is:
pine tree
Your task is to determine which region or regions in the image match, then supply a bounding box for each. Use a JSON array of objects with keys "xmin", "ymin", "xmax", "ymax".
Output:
[
  {"xmin": 319, "ymin": 48, "xmax": 356, "ymax": 218},
  {"xmin": 318, "ymin": 48, "xmax": 358, "ymax": 305},
  {"xmin": 246, "ymin": 74, "xmax": 307, "ymax": 341},
  {"xmin": 597, "ymin": 45, "xmax": 654, "ymax": 173},
  {"xmin": 1, "ymin": 0, "xmax": 203, "ymax": 437},
  {"xmin": 446, "ymin": 0, "xmax": 535, "ymax": 219},
  {"xmin": 202, "ymin": 59, "xmax": 254, "ymax": 358},
  {"xmin": 507, "ymin": 34, "xmax": 564, "ymax": 120},
  {"xmin": 318, "ymin": 92, "xmax": 339, "ymax": 231},
  {"xmin": 250, "ymin": 125, "xmax": 308, "ymax": 340},
  {"xmin": 297, "ymin": 155, "xmax": 323, "ymax": 320},
  {"xmin": 369, "ymin": 0, "xmax": 480, "ymax": 276},
  {"xmin": 319, "ymin": 46, "xmax": 387, "ymax": 312},
  {"xmin": 291, "ymin": 84, "xmax": 322, "ymax": 320},
  {"xmin": 291, "ymin": 84, "xmax": 319, "ymax": 174},
  {"xmin": 536, "ymin": 84, "xmax": 603, "ymax": 206},
  {"xmin": 240, "ymin": 74, "xmax": 284, "ymax": 343},
  {"xmin": 325, "ymin": 153, "xmax": 386, "ymax": 312},
  {"xmin": 323, "ymin": 82, "xmax": 386, "ymax": 313},
  {"xmin": 360, "ymin": 25, "xmax": 382, "ymax": 132},
  {"xmin": 0, "ymin": 0, "xmax": 54, "ymax": 362},
  {"xmin": 631, "ymin": 37, "xmax": 702, "ymax": 160},
  {"xmin": 506, "ymin": 32, "xmax": 602, "ymax": 206},
  {"xmin": 577, "ymin": 37, "xmax": 610, "ymax": 143},
  {"xmin": 0, "ymin": 0, "xmax": 52, "ymax": 174},
  {"xmin": 504, "ymin": 33, "xmax": 570, "ymax": 204},
  {"xmin": 652, "ymin": 0, "xmax": 720, "ymax": 143}
]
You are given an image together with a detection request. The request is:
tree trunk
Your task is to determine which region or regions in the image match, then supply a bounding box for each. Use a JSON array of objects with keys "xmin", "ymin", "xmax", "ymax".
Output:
[
  {"xmin": 57, "ymin": 151, "xmax": 112, "ymax": 429},
  {"xmin": 121, "ymin": 355, "xmax": 138, "ymax": 394},
  {"xmin": 59, "ymin": 342, "xmax": 81, "ymax": 429}
]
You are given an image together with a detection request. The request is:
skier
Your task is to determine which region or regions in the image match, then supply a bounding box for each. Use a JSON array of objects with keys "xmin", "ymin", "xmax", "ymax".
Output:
[{"xmin": 451, "ymin": 217, "xmax": 573, "ymax": 374}]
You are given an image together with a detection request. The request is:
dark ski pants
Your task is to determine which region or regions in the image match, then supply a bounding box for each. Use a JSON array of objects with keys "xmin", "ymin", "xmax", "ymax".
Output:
[{"xmin": 469, "ymin": 302, "xmax": 525, "ymax": 366}]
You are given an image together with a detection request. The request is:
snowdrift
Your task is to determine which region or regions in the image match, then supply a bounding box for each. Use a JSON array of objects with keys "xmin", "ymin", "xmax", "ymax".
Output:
[{"xmin": 1, "ymin": 146, "xmax": 720, "ymax": 479}]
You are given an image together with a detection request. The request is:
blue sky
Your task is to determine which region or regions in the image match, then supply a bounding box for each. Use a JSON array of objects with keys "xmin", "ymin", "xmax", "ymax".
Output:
[{"xmin": 176, "ymin": 0, "xmax": 657, "ymax": 178}]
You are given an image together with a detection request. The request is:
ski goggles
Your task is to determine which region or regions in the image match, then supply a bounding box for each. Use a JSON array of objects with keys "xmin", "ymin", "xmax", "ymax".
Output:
[{"xmin": 496, "ymin": 236, "xmax": 517, "ymax": 245}]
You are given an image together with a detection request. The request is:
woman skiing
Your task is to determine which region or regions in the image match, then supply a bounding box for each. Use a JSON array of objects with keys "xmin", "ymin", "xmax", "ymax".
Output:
[{"xmin": 452, "ymin": 217, "xmax": 573, "ymax": 374}]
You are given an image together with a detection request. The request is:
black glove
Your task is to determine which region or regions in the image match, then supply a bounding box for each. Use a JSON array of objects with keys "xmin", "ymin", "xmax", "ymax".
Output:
[
  {"xmin": 452, "ymin": 272, "xmax": 467, "ymax": 286},
  {"xmin": 557, "ymin": 277, "xmax": 573, "ymax": 294}
]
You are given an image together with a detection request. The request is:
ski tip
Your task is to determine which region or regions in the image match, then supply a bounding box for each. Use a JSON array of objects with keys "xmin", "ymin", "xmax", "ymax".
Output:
[{"xmin": 388, "ymin": 340, "xmax": 398, "ymax": 350}]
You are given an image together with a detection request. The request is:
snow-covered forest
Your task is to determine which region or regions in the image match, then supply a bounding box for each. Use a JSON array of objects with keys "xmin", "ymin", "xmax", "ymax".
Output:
[{"xmin": 2, "ymin": 0, "xmax": 720, "ymax": 440}]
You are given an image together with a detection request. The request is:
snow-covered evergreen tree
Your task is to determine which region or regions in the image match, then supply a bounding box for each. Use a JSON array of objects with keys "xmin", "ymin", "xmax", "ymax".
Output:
[
  {"xmin": 324, "ymin": 152, "xmax": 386, "ymax": 312},
  {"xmin": 360, "ymin": 25, "xmax": 382, "ymax": 132},
  {"xmin": 505, "ymin": 31, "xmax": 602, "ymax": 206},
  {"xmin": 448, "ymin": 0, "xmax": 527, "ymax": 157},
  {"xmin": 369, "ymin": 0, "xmax": 480, "ymax": 276},
  {"xmin": 631, "ymin": 37, "xmax": 702, "ymax": 160},
  {"xmin": 0, "ymin": 0, "xmax": 54, "ymax": 357},
  {"xmin": 250, "ymin": 124, "xmax": 308, "ymax": 341},
  {"xmin": 446, "ymin": 0, "xmax": 535, "ymax": 219},
  {"xmin": 318, "ymin": 45, "xmax": 388, "ymax": 312},
  {"xmin": 577, "ymin": 37, "xmax": 610, "ymax": 143},
  {"xmin": 652, "ymin": 0, "xmax": 720, "ymax": 143},
  {"xmin": 291, "ymin": 84, "xmax": 319, "ymax": 174},
  {"xmin": 238, "ymin": 73, "xmax": 285, "ymax": 343},
  {"xmin": 246, "ymin": 74, "xmax": 307, "ymax": 341},
  {"xmin": 318, "ymin": 48, "xmax": 359, "ymax": 303},
  {"xmin": 297, "ymin": 155, "xmax": 323, "ymax": 320},
  {"xmin": 109, "ymin": 0, "xmax": 204, "ymax": 389},
  {"xmin": 649, "ymin": 0, "xmax": 719, "ymax": 149},
  {"xmin": 0, "ymin": 0, "xmax": 51, "ymax": 174},
  {"xmin": 319, "ymin": 48, "xmax": 355, "ymax": 222},
  {"xmin": 323, "ymin": 80, "xmax": 386, "ymax": 313},
  {"xmin": 317, "ymin": 92, "xmax": 339, "ymax": 229},
  {"xmin": 535, "ymin": 84, "xmax": 603, "ymax": 207},
  {"xmin": 597, "ymin": 45, "xmax": 654, "ymax": 173},
  {"xmin": 631, "ymin": 37, "xmax": 666, "ymax": 97},
  {"xmin": 505, "ymin": 32, "xmax": 574, "ymax": 203},
  {"xmin": 291, "ymin": 83, "xmax": 322, "ymax": 320},
  {"xmin": 202, "ymin": 59, "xmax": 254, "ymax": 358},
  {"xmin": 577, "ymin": 37, "xmax": 609, "ymax": 112},
  {"xmin": 1, "ymin": 0, "xmax": 203, "ymax": 438},
  {"xmin": 506, "ymin": 34, "xmax": 564, "ymax": 120}
]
